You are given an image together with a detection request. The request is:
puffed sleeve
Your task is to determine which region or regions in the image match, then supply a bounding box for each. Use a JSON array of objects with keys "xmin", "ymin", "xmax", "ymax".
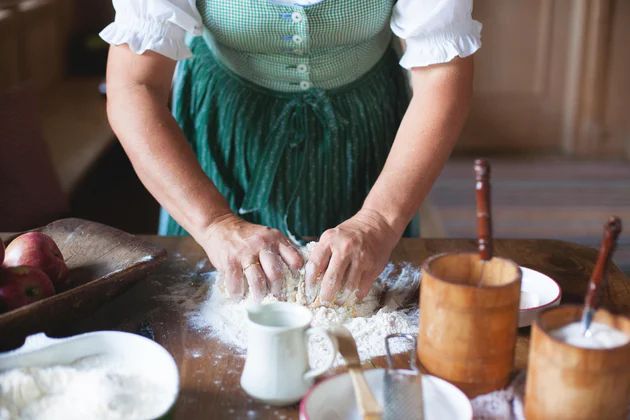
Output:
[
  {"xmin": 391, "ymin": 0, "xmax": 482, "ymax": 69},
  {"xmin": 99, "ymin": 0, "xmax": 203, "ymax": 61}
]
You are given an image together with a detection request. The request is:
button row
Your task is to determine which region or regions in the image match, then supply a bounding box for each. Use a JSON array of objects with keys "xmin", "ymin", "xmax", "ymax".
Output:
[{"xmin": 281, "ymin": 11, "xmax": 308, "ymax": 90}]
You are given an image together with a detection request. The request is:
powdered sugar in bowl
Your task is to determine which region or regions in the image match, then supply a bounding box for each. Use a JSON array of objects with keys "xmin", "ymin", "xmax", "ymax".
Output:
[{"xmin": 0, "ymin": 331, "xmax": 179, "ymax": 420}]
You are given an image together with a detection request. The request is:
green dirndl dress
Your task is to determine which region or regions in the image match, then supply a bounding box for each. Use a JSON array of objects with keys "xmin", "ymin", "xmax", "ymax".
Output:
[{"xmin": 158, "ymin": 0, "xmax": 411, "ymax": 241}]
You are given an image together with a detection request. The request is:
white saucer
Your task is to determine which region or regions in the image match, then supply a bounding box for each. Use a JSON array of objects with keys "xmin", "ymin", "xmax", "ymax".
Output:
[
  {"xmin": 518, "ymin": 267, "xmax": 562, "ymax": 327},
  {"xmin": 299, "ymin": 369, "xmax": 472, "ymax": 420}
]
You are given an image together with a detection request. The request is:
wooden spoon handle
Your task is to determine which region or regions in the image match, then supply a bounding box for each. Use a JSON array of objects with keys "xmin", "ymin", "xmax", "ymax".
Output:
[
  {"xmin": 348, "ymin": 368, "xmax": 382, "ymax": 418},
  {"xmin": 585, "ymin": 216, "xmax": 622, "ymax": 309},
  {"xmin": 474, "ymin": 159, "xmax": 493, "ymax": 261}
]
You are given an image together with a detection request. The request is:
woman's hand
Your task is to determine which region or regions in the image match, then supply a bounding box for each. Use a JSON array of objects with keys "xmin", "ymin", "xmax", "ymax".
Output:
[
  {"xmin": 201, "ymin": 214, "xmax": 304, "ymax": 300},
  {"xmin": 304, "ymin": 209, "xmax": 401, "ymax": 304}
]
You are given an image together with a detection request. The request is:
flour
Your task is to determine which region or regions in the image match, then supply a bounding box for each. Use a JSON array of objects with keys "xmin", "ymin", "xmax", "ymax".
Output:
[
  {"xmin": 549, "ymin": 322, "xmax": 630, "ymax": 349},
  {"xmin": 190, "ymin": 242, "xmax": 422, "ymax": 368},
  {"xmin": 0, "ymin": 355, "xmax": 174, "ymax": 420}
]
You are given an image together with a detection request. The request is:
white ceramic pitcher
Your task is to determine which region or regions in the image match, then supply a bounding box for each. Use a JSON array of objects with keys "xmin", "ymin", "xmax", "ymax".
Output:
[{"xmin": 240, "ymin": 302, "xmax": 338, "ymax": 406}]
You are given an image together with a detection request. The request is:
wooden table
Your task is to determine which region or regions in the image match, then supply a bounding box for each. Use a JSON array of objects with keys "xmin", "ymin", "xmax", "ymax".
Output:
[{"xmin": 49, "ymin": 237, "xmax": 630, "ymax": 419}]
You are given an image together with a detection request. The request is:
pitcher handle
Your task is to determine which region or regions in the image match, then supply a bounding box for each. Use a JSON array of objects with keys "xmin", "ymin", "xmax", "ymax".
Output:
[
  {"xmin": 385, "ymin": 333, "xmax": 418, "ymax": 372},
  {"xmin": 304, "ymin": 327, "xmax": 338, "ymax": 380}
]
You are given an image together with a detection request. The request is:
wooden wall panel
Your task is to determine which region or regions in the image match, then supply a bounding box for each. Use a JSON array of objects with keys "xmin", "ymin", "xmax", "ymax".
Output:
[
  {"xmin": 457, "ymin": 0, "xmax": 628, "ymax": 159},
  {"xmin": 0, "ymin": 9, "xmax": 20, "ymax": 91},
  {"xmin": 18, "ymin": 0, "xmax": 63, "ymax": 92},
  {"xmin": 603, "ymin": 0, "xmax": 630, "ymax": 158},
  {"xmin": 472, "ymin": 0, "xmax": 548, "ymax": 95},
  {"xmin": 457, "ymin": 0, "xmax": 569, "ymax": 155}
]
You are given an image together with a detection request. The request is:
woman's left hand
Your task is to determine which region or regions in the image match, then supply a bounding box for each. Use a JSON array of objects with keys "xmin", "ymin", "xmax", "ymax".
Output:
[{"xmin": 304, "ymin": 209, "xmax": 401, "ymax": 304}]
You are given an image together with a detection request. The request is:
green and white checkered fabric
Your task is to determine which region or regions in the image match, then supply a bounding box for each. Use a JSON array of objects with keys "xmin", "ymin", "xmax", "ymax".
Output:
[{"xmin": 196, "ymin": 0, "xmax": 395, "ymax": 92}]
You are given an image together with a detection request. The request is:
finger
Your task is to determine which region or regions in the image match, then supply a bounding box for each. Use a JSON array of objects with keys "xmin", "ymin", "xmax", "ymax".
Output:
[
  {"xmin": 259, "ymin": 250, "xmax": 285, "ymax": 297},
  {"xmin": 356, "ymin": 270, "xmax": 379, "ymax": 301},
  {"xmin": 319, "ymin": 252, "xmax": 350, "ymax": 304},
  {"xmin": 243, "ymin": 261, "xmax": 267, "ymax": 301},
  {"xmin": 336, "ymin": 262, "xmax": 363, "ymax": 305},
  {"xmin": 304, "ymin": 245, "xmax": 332, "ymax": 303},
  {"xmin": 224, "ymin": 258, "xmax": 245, "ymax": 298},
  {"xmin": 279, "ymin": 242, "xmax": 304, "ymax": 270}
]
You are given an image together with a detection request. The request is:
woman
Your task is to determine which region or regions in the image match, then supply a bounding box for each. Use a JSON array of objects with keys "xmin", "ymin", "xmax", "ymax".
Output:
[{"xmin": 101, "ymin": 0, "xmax": 481, "ymax": 304}]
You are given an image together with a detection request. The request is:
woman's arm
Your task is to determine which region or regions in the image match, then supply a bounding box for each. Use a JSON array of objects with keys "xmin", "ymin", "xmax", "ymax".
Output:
[
  {"xmin": 106, "ymin": 45, "xmax": 231, "ymax": 240},
  {"xmin": 106, "ymin": 45, "xmax": 302, "ymax": 298},
  {"xmin": 363, "ymin": 55, "xmax": 474, "ymax": 237},
  {"xmin": 306, "ymin": 55, "xmax": 474, "ymax": 303}
]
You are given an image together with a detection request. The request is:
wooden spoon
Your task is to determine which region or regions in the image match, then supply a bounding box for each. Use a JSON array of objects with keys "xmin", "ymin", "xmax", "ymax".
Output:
[
  {"xmin": 474, "ymin": 159, "xmax": 493, "ymax": 284},
  {"xmin": 329, "ymin": 326, "xmax": 382, "ymax": 420},
  {"xmin": 581, "ymin": 216, "xmax": 623, "ymax": 335}
]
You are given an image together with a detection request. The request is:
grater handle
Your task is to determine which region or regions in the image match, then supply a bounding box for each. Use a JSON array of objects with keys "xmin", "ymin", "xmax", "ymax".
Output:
[{"xmin": 385, "ymin": 334, "xmax": 418, "ymax": 372}]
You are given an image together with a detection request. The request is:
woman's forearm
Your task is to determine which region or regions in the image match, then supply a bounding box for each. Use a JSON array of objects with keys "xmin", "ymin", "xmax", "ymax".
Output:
[
  {"xmin": 105, "ymin": 47, "xmax": 232, "ymax": 240},
  {"xmin": 362, "ymin": 56, "xmax": 474, "ymax": 236},
  {"xmin": 107, "ymin": 86, "xmax": 232, "ymax": 238}
]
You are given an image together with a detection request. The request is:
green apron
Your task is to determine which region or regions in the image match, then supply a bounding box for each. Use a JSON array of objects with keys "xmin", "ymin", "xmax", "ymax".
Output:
[{"xmin": 159, "ymin": 0, "xmax": 411, "ymax": 241}]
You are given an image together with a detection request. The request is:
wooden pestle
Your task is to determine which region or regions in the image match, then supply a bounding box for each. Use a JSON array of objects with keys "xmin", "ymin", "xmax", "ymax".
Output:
[
  {"xmin": 581, "ymin": 216, "xmax": 622, "ymax": 334},
  {"xmin": 474, "ymin": 159, "xmax": 493, "ymax": 283}
]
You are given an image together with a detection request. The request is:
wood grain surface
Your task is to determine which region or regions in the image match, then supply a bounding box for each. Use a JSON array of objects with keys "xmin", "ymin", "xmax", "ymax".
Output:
[
  {"xmin": 525, "ymin": 305, "xmax": 630, "ymax": 420},
  {"xmin": 1, "ymin": 236, "xmax": 628, "ymax": 419},
  {"xmin": 419, "ymin": 253, "xmax": 522, "ymax": 397}
]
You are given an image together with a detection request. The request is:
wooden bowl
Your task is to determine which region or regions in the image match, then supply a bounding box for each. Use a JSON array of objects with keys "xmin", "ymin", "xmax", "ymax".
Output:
[{"xmin": 0, "ymin": 218, "xmax": 167, "ymax": 350}]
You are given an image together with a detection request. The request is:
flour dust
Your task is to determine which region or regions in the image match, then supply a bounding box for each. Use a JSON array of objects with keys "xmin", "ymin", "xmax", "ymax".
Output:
[{"xmin": 188, "ymin": 243, "xmax": 422, "ymax": 368}]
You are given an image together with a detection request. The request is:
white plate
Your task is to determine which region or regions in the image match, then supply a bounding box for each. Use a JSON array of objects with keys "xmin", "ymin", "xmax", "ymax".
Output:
[
  {"xmin": 518, "ymin": 267, "xmax": 562, "ymax": 327},
  {"xmin": 0, "ymin": 331, "xmax": 179, "ymax": 419},
  {"xmin": 299, "ymin": 369, "xmax": 472, "ymax": 420}
]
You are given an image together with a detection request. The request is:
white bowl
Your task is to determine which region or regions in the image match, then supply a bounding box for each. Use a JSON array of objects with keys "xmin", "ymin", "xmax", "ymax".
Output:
[
  {"xmin": 518, "ymin": 267, "xmax": 562, "ymax": 327},
  {"xmin": 299, "ymin": 369, "xmax": 472, "ymax": 420},
  {"xmin": 0, "ymin": 331, "xmax": 179, "ymax": 419}
]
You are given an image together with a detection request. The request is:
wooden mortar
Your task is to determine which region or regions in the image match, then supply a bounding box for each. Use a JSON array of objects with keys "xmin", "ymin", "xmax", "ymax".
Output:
[
  {"xmin": 524, "ymin": 305, "xmax": 630, "ymax": 420},
  {"xmin": 418, "ymin": 252, "xmax": 522, "ymax": 398}
]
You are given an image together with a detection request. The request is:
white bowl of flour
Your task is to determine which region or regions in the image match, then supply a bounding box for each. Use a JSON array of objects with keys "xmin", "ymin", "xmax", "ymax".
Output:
[{"xmin": 0, "ymin": 331, "xmax": 179, "ymax": 420}]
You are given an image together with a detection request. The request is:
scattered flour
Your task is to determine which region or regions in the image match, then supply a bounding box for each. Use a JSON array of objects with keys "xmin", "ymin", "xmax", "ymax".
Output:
[
  {"xmin": 0, "ymin": 355, "xmax": 174, "ymax": 420},
  {"xmin": 190, "ymin": 242, "xmax": 422, "ymax": 368}
]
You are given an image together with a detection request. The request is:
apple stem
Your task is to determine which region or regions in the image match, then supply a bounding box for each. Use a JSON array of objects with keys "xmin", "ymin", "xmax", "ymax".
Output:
[{"xmin": 26, "ymin": 287, "xmax": 41, "ymax": 298}]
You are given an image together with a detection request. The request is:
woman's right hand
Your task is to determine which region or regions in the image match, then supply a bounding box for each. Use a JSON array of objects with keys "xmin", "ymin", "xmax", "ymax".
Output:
[{"xmin": 200, "ymin": 214, "xmax": 304, "ymax": 300}]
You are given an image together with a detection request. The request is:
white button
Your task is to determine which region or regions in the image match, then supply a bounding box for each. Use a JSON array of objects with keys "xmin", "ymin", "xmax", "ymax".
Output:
[
  {"xmin": 299, "ymin": 81, "xmax": 311, "ymax": 90},
  {"xmin": 293, "ymin": 49, "xmax": 304, "ymax": 55},
  {"xmin": 297, "ymin": 64, "xmax": 308, "ymax": 73},
  {"xmin": 291, "ymin": 12, "xmax": 303, "ymax": 23},
  {"xmin": 292, "ymin": 35, "xmax": 304, "ymax": 44}
]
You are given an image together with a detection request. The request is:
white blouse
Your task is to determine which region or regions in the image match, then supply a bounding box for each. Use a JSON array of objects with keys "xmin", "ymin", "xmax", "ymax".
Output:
[{"xmin": 99, "ymin": 0, "xmax": 482, "ymax": 70}]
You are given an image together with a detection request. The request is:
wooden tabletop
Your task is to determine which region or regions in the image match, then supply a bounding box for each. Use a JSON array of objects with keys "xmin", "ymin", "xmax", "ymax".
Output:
[{"xmin": 55, "ymin": 237, "xmax": 630, "ymax": 419}]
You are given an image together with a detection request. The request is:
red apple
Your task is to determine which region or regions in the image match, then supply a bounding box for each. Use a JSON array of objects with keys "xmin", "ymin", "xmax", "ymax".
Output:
[
  {"xmin": 3, "ymin": 232, "xmax": 68, "ymax": 289},
  {"xmin": 0, "ymin": 266, "xmax": 55, "ymax": 312}
]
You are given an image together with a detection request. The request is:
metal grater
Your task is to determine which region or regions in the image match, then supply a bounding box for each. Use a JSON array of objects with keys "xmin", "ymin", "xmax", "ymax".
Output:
[{"xmin": 383, "ymin": 334, "xmax": 424, "ymax": 420}]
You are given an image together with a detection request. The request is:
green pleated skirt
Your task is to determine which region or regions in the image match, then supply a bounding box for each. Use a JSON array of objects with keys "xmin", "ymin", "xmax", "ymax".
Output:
[{"xmin": 159, "ymin": 37, "xmax": 411, "ymax": 242}]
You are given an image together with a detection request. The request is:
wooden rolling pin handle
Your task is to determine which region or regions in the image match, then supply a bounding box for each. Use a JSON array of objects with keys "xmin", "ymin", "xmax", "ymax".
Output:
[
  {"xmin": 474, "ymin": 159, "xmax": 493, "ymax": 261},
  {"xmin": 585, "ymin": 216, "xmax": 622, "ymax": 309}
]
